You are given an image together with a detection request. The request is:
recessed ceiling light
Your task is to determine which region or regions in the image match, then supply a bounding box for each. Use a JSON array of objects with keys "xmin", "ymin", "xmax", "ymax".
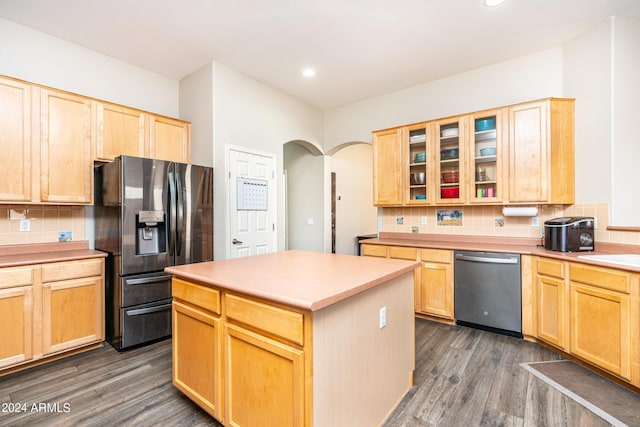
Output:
[
  {"xmin": 484, "ymin": 0, "xmax": 505, "ymax": 6},
  {"xmin": 302, "ymin": 68, "xmax": 316, "ymax": 78}
]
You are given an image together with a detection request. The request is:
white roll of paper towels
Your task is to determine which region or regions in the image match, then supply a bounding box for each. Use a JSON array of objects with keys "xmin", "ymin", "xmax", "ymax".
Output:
[{"xmin": 501, "ymin": 206, "xmax": 539, "ymax": 217}]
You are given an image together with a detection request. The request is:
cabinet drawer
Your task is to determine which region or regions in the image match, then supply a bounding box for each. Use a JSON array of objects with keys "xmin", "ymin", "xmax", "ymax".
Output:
[
  {"xmin": 361, "ymin": 244, "xmax": 387, "ymax": 258},
  {"xmin": 172, "ymin": 278, "xmax": 221, "ymax": 315},
  {"xmin": 225, "ymin": 293, "xmax": 304, "ymax": 346},
  {"xmin": 536, "ymin": 257, "xmax": 565, "ymax": 279},
  {"xmin": 389, "ymin": 246, "xmax": 418, "ymax": 260},
  {"xmin": 569, "ymin": 263, "xmax": 630, "ymax": 293},
  {"xmin": 0, "ymin": 266, "xmax": 35, "ymax": 289},
  {"xmin": 420, "ymin": 249, "xmax": 452, "ymax": 264},
  {"xmin": 41, "ymin": 258, "xmax": 103, "ymax": 282}
]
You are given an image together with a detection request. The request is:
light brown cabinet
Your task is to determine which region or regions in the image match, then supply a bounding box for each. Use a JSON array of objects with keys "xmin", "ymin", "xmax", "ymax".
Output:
[
  {"xmin": 149, "ymin": 115, "xmax": 190, "ymax": 163},
  {"xmin": 39, "ymin": 88, "xmax": 94, "ymax": 204},
  {"xmin": 0, "ymin": 77, "xmax": 32, "ymax": 202},
  {"xmin": 360, "ymin": 244, "xmax": 453, "ymax": 320},
  {"xmin": 508, "ymin": 98, "xmax": 574, "ymax": 204},
  {"xmin": 0, "ymin": 257, "xmax": 105, "ymax": 373},
  {"xmin": 534, "ymin": 257, "xmax": 568, "ymax": 350},
  {"xmin": 418, "ymin": 249, "xmax": 454, "ymax": 319},
  {"xmin": 372, "ymin": 98, "xmax": 574, "ymax": 207},
  {"xmin": 372, "ymin": 128, "xmax": 403, "ymax": 206},
  {"xmin": 0, "ymin": 77, "xmax": 94, "ymax": 204},
  {"xmin": 172, "ymin": 278, "xmax": 222, "ymax": 419},
  {"xmin": 0, "ymin": 266, "xmax": 35, "ymax": 369},
  {"xmin": 94, "ymin": 101, "xmax": 146, "ymax": 161},
  {"xmin": 41, "ymin": 258, "xmax": 104, "ymax": 355},
  {"xmin": 568, "ymin": 262, "xmax": 633, "ymax": 380},
  {"xmin": 172, "ymin": 279, "xmax": 308, "ymax": 426},
  {"xmin": 94, "ymin": 101, "xmax": 190, "ymax": 163}
]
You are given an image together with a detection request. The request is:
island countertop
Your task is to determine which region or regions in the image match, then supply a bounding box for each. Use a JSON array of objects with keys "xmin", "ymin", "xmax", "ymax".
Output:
[{"xmin": 165, "ymin": 250, "xmax": 419, "ymax": 311}]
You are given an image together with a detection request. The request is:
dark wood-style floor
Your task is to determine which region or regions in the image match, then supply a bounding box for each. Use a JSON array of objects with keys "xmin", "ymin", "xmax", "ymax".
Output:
[{"xmin": 0, "ymin": 319, "xmax": 611, "ymax": 427}]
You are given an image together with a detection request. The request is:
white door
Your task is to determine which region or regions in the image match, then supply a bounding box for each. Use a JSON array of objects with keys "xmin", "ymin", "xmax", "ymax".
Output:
[{"xmin": 227, "ymin": 147, "xmax": 277, "ymax": 258}]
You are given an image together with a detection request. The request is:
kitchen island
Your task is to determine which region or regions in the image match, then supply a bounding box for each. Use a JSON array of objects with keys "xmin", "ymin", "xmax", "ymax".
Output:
[{"xmin": 165, "ymin": 250, "xmax": 419, "ymax": 427}]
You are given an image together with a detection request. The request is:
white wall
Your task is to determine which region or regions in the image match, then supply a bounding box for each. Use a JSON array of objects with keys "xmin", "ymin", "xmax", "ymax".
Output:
[
  {"xmin": 210, "ymin": 63, "xmax": 324, "ymax": 258},
  {"xmin": 331, "ymin": 143, "xmax": 377, "ymax": 255},
  {"xmin": 563, "ymin": 18, "xmax": 612, "ymax": 206},
  {"xmin": 0, "ymin": 18, "xmax": 179, "ymax": 116},
  {"xmin": 323, "ymin": 48, "xmax": 564, "ymax": 150},
  {"xmin": 284, "ymin": 143, "xmax": 325, "ymax": 252},
  {"xmin": 611, "ymin": 16, "xmax": 640, "ymax": 226},
  {"xmin": 179, "ymin": 64, "xmax": 214, "ymax": 167}
]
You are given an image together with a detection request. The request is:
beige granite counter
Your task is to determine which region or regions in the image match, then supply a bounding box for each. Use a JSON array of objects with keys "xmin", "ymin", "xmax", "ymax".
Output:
[
  {"xmin": 165, "ymin": 249, "xmax": 420, "ymax": 311},
  {"xmin": 0, "ymin": 241, "xmax": 107, "ymax": 267},
  {"xmin": 362, "ymin": 232, "xmax": 640, "ymax": 273}
]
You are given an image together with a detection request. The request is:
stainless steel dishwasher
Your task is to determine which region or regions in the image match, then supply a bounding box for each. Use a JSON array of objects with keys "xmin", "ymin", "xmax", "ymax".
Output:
[{"xmin": 454, "ymin": 250, "xmax": 522, "ymax": 337}]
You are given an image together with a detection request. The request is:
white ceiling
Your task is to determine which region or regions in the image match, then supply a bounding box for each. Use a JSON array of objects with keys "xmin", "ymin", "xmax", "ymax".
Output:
[{"xmin": 1, "ymin": 0, "xmax": 639, "ymax": 110}]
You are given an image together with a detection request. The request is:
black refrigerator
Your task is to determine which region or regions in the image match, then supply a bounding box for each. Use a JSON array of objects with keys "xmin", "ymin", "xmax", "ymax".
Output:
[{"xmin": 94, "ymin": 155, "xmax": 213, "ymax": 350}]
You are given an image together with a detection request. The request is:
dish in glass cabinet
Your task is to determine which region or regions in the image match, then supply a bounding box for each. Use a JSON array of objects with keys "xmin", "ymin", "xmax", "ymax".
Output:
[{"xmin": 441, "ymin": 128, "xmax": 459, "ymax": 138}]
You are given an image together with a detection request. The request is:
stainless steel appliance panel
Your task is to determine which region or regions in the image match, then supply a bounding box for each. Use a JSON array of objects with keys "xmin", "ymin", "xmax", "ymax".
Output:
[
  {"xmin": 454, "ymin": 251, "xmax": 522, "ymax": 335},
  {"xmin": 121, "ymin": 156, "xmax": 172, "ymax": 275},
  {"xmin": 174, "ymin": 162, "xmax": 214, "ymax": 266},
  {"xmin": 121, "ymin": 272, "xmax": 172, "ymax": 307},
  {"xmin": 121, "ymin": 299, "xmax": 172, "ymax": 349}
]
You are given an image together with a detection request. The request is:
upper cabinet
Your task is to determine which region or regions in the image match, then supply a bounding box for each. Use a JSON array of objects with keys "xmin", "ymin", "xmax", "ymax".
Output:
[
  {"xmin": 0, "ymin": 74, "xmax": 192, "ymax": 205},
  {"xmin": 94, "ymin": 102, "xmax": 190, "ymax": 164},
  {"xmin": 94, "ymin": 101, "xmax": 146, "ymax": 161},
  {"xmin": 149, "ymin": 115, "xmax": 190, "ymax": 163},
  {"xmin": 372, "ymin": 98, "xmax": 574, "ymax": 207},
  {"xmin": 0, "ymin": 77, "xmax": 32, "ymax": 202},
  {"xmin": 508, "ymin": 99, "xmax": 575, "ymax": 204},
  {"xmin": 39, "ymin": 88, "xmax": 93, "ymax": 204},
  {"xmin": 373, "ymin": 127, "xmax": 403, "ymax": 206}
]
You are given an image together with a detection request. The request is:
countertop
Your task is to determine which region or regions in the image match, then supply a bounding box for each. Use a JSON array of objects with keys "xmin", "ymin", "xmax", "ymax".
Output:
[
  {"xmin": 361, "ymin": 232, "xmax": 640, "ymax": 273},
  {"xmin": 165, "ymin": 250, "xmax": 420, "ymax": 311},
  {"xmin": 0, "ymin": 241, "xmax": 107, "ymax": 268}
]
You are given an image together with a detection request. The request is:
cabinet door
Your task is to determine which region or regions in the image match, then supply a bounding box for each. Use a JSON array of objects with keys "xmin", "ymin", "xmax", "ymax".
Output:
[
  {"xmin": 570, "ymin": 282, "xmax": 631, "ymax": 379},
  {"xmin": 372, "ymin": 128, "xmax": 403, "ymax": 206},
  {"xmin": 173, "ymin": 300, "xmax": 222, "ymax": 420},
  {"xmin": 434, "ymin": 116, "xmax": 467, "ymax": 205},
  {"xmin": 508, "ymin": 100, "xmax": 548, "ymax": 202},
  {"xmin": 225, "ymin": 323, "xmax": 304, "ymax": 427},
  {"xmin": 0, "ymin": 286, "xmax": 33, "ymax": 368},
  {"xmin": 42, "ymin": 276, "xmax": 104, "ymax": 355},
  {"xmin": 39, "ymin": 88, "xmax": 93, "ymax": 203},
  {"xmin": 419, "ymin": 260, "xmax": 454, "ymax": 319},
  {"xmin": 0, "ymin": 77, "xmax": 32, "ymax": 202},
  {"xmin": 148, "ymin": 115, "xmax": 190, "ymax": 163},
  {"xmin": 405, "ymin": 123, "xmax": 430, "ymax": 204},
  {"xmin": 95, "ymin": 101, "xmax": 146, "ymax": 161},
  {"xmin": 536, "ymin": 274, "xmax": 567, "ymax": 350},
  {"xmin": 468, "ymin": 109, "xmax": 505, "ymax": 203}
]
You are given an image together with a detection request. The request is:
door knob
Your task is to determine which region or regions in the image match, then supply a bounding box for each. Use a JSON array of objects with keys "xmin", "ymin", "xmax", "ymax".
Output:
[{"xmin": 232, "ymin": 238, "xmax": 243, "ymax": 245}]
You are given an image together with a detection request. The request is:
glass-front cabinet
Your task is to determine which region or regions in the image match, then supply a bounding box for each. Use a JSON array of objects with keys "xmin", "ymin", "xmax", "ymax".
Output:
[
  {"xmin": 469, "ymin": 109, "xmax": 504, "ymax": 203},
  {"xmin": 406, "ymin": 123, "xmax": 429, "ymax": 204},
  {"xmin": 435, "ymin": 116, "xmax": 467, "ymax": 204}
]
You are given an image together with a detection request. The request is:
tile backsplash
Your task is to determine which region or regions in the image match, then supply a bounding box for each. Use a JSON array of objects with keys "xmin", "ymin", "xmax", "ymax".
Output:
[
  {"xmin": 381, "ymin": 203, "xmax": 640, "ymax": 246},
  {"xmin": 0, "ymin": 205, "xmax": 86, "ymax": 246}
]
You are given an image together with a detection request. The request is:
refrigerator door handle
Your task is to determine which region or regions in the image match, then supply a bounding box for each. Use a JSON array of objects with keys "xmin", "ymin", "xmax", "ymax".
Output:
[
  {"xmin": 168, "ymin": 171, "xmax": 176, "ymax": 256},
  {"xmin": 176, "ymin": 171, "xmax": 184, "ymax": 257}
]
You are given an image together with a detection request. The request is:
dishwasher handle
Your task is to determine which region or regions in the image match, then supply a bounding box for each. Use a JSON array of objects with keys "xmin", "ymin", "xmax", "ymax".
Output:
[{"xmin": 455, "ymin": 254, "xmax": 519, "ymax": 264}]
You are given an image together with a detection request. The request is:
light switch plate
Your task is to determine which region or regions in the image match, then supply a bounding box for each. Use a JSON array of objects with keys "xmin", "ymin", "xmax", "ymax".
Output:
[{"xmin": 19, "ymin": 219, "xmax": 30, "ymax": 232}]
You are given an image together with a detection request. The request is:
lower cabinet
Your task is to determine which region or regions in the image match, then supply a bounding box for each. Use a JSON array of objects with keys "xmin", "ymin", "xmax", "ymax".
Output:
[
  {"xmin": 569, "ymin": 263, "xmax": 633, "ymax": 381},
  {"xmin": 532, "ymin": 257, "xmax": 639, "ymax": 385},
  {"xmin": 0, "ymin": 257, "xmax": 105, "ymax": 372},
  {"xmin": 172, "ymin": 278, "xmax": 308, "ymax": 426},
  {"xmin": 418, "ymin": 249, "xmax": 454, "ymax": 319},
  {"xmin": 225, "ymin": 324, "xmax": 304, "ymax": 427},
  {"xmin": 0, "ymin": 265, "xmax": 35, "ymax": 369},
  {"xmin": 534, "ymin": 257, "xmax": 568, "ymax": 350},
  {"xmin": 361, "ymin": 244, "xmax": 453, "ymax": 320}
]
